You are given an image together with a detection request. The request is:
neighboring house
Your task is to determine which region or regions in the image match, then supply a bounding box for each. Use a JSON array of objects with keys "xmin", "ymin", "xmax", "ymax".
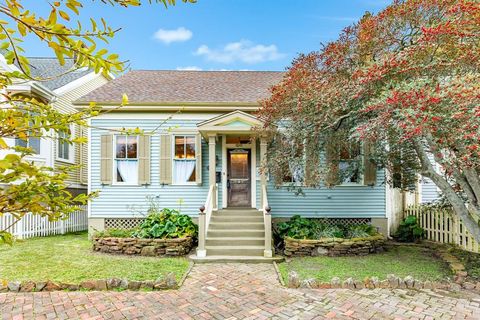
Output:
[
  {"xmin": 76, "ymin": 70, "xmax": 391, "ymax": 260},
  {"xmin": 0, "ymin": 56, "xmax": 111, "ymax": 195}
]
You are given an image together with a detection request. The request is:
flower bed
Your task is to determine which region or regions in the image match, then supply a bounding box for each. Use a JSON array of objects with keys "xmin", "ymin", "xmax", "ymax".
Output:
[
  {"xmin": 92, "ymin": 236, "xmax": 194, "ymax": 256},
  {"xmin": 284, "ymin": 235, "xmax": 386, "ymax": 257}
]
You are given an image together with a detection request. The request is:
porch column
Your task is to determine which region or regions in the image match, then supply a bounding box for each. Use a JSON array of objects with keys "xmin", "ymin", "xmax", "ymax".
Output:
[
  {"xmin": 208, "ymin": 134, "xmax": 217, "ymax": 209},
  {"xmin": 260, "ymin": 137, "xmax": 267, "ymax": 208}
]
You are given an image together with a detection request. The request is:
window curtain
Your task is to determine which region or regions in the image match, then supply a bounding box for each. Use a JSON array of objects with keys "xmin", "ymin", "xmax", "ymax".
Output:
[
  {"xmin": 116, "ymin": 160, "xmax": 138, "ymax": 183},
  {"xmin": 174, "ymin": 160, "xmax": 195, "ymax": 183}
]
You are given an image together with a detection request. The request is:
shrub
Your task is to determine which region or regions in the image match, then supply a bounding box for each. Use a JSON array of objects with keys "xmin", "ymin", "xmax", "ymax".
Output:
[
  {"xmin": 132, "ymin": 208, "xmax": 197, "ymax": 239},
  {"xmin": 394, "ymin": 215, "xmax": 424, "ymax": 242},
  {"xmin": 94, "ymin": 228, "xmax": 135, "ymax": 238},
  {"xmin": 277, "ymin": 216, "xmax": 379, "ymax": 240}
]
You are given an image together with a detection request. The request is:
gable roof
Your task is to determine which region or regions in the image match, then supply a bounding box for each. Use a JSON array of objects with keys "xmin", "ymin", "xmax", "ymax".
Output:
[
  {"xmin": 26, "ymin": 57, "xmax": 92, "ymax": 90},
  {"xmin": 75, "ymin": 70, "xmax": 284, "ymax": 105}
]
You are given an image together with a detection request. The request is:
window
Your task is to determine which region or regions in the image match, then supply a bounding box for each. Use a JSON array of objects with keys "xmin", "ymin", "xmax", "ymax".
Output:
[
  {"xmin": 114, "ymin": 135, "xmax": 138, "ymax": 184},
  {"xmin": 15, "ymin": 137, "xmax": 40, "ymax": 154},
  {"xmin": 339, "ymin": 142, "xmax": 361, "ymax": 184},
  {"xmin": 57, "ymin": 128, "xmax": 74, "ymax": 161},
  {"xmin": 173, "ymin": 135, "xmax": 196, "ymax": 184}
]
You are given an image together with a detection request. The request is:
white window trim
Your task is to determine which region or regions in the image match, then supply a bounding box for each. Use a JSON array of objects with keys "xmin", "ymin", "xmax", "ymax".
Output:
[
  {"xmin": 172, "ymin": 134, "xmax": 198, "ymax": 186},
  {"xmin": 112, "ymin": 134, "xmax": 139, "ymax": 186},
  {"xmin": 56, "ymin": 125, "xmax": 76, "ymax": 164}
]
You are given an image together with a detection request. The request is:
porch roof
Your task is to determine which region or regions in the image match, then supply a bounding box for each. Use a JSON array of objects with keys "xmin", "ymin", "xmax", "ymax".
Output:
[{"xmin": 197, "ymin": 110, "xmax": 264, "ymax": 137}]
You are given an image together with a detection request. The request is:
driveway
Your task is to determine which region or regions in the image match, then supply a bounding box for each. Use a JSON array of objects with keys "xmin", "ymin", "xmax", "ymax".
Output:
[{"xmin": 1, "ymin": 263, "xmax": 480, "ymax": 319}]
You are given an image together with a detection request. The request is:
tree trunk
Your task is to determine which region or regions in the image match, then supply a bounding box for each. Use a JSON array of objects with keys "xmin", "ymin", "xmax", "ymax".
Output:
[{"xmin": 413, "ymin": 140, "xmax": 480, "ymax": 243}]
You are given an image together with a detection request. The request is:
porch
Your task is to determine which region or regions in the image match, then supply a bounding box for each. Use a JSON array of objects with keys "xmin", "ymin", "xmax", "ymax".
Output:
[{"xmin": 192, "ymin": 110, "xmax": 276, "ymax": 261}]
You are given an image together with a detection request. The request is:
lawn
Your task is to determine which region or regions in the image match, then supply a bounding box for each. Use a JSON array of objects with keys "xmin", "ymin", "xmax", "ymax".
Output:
[
  {"xmin": 278, "ymin": 245, "xmax": 451, "ymax": 283},
  {"xmin": 0, "ymin": 232, "xmax": 190, "ymax": 283}
]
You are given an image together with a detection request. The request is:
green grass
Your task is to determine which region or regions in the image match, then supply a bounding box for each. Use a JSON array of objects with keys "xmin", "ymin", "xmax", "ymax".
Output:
[
  {"xmin": 0, "ymin": 232, "xmax": 190, "ymax": 283},
  {"xmin": 278, "ymin": 246, "xmax": 451, "ymax": 283}
]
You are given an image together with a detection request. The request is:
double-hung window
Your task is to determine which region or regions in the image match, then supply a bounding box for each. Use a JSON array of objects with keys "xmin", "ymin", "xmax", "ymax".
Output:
[
  {"xmin": 15, "ymin": 136, "xmax": 40, "ymax": 154},
  {"xmin": 114, "ymin": 135, "xmax": 138, "ymax": 184},
  {"xmin": 57, "ymin": 127, "xmax": 74, "ymax": 162},
  {"xmin": 173, "ymin": 135, "xmax": 196, "ymax": 184},
  {"xmin": 339, "ymin": 142, "xmax": 361, "ymax": 184}
]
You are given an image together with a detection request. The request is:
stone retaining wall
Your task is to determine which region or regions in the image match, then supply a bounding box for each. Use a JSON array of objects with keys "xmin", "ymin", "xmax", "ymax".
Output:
[
  {"xmin": 284, "ymin": 235, "xmax": 386, "ymax": 257},
  {"xmin": 92, "ymin": 237, "xmax": 194, "ymax": 256}
]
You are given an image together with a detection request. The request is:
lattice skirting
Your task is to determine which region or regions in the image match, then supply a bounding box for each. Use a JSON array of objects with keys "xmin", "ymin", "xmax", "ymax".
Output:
[
  {"xmin": 319, "ymin": 218, "xmax": 372, "ymax": 227},
  {"xmin": 104, "ymin": 218, "xmax": 145, "ymax": 230}
]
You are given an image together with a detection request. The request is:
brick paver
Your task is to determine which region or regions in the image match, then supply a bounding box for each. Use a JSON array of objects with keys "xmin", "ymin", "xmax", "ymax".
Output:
[{"xmin": 2, "ymin": 263, "xmax": 480, "ymax": 319}]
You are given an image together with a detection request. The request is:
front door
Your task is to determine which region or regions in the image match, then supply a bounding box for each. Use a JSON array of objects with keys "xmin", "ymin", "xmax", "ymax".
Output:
[{"xmin": 227, "ymin": 149, "xmax": 251, "ymax": 207}]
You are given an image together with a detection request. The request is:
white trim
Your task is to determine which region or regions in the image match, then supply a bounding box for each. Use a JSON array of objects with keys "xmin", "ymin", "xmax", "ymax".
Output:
[
  {"xmin": 93, "ymin": 113, "xmax": 224, "ymax": 120},
  {"xmin": 222, "ymin": 135, "xmax": 227, "ymax": 208},
  {"xmin": 87, "ymin": 118, "xmax": 92, "ymax": 219},
  {"xmin": 171, "ymin": 134, "xmax": 198, "ymax": 186},
  {"xmin": 385, "ymin": 167, "xmax": 392, "ymax": 237},
  {"xmin": 54, "ymin": 72, "xmax": 111, "ymax": 95},
  {"xmin": 76, "ymin": 105, "xmax": 260, "ymax": 112},
  {"xmin": 251, "ymin": 139, "xmax": 257, "ymax": 209},
  {"xmin": 112, "ymin": 134, "xmax": 140, "ymax": 186}
]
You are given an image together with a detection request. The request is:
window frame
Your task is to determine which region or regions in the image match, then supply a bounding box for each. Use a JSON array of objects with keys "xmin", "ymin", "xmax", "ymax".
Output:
[
  {"xmin": 56, "ymin": 125, "xmax": 75, "ymax": 164},
  {"xmin": 338, "ymin": 141, "xmax": 364, "ymax": 186},
  {"xmin": 15, "ymin": 136, "xmax": 41, "ymax": 155},
  {"xmin": 112, "ymin": 134, "xmax": 139, "ymax": 186},
  {"xmin": 172, "ymin": 134, "xmax": 197, "ymax": 186}
]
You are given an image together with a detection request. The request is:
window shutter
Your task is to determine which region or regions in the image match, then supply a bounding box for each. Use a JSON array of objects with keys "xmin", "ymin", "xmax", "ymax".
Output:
[
  {"xmin": 100, "ymin": 134, "xmax": 113, "ymax": 185},
  {"xmin": 363, "ymin": 141, "xmax": 377, "ymax": 186},
  {"xmin": 159, "ymin": 134, "xmax": 172, "ymax": 185},
  {"xmin": 195, "ymin": 134, "xmax": 202, "ymax": 185},
  {"xmin": 325, "ymin": 139, "xmax": 340, "ymax": 187},
  {"xmin": 138, "ymin": 135, "xmax": 151, "ymax": 185}
]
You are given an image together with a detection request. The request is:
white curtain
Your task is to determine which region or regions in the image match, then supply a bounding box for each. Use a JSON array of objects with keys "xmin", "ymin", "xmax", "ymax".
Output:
[
  {"xmin": 174, "ymin": 160, "xmax": 196, "ymax": 183},
  {"xmin": 116, "ymin": 160, "xmax": 138, "ymax": 183}
]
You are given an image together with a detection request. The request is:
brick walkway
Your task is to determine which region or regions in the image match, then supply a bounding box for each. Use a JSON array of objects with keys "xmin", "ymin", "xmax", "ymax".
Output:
[{"xmin": 2, "ymin": 263, "xmax": 480, "ymax": 319}]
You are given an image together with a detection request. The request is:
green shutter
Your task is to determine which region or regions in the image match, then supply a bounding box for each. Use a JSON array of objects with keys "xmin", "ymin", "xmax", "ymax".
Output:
[
  {"xmin": 100, "ymin": 134, "xmax": 113, "ymax": 185},
  {"xmin": 363, "ymin": 141, "xmax": 377, "ymax": 186},
  {"xmin": 195, "ymin": 134, "xmax": 202, "ymax": 185},
  {"xmin": 138, "ymin": 135, "xmax": 151, "ymax": 185},
  {"xmin": 159, "ymin": 134, "xmax": 172, "ymax": 185}
]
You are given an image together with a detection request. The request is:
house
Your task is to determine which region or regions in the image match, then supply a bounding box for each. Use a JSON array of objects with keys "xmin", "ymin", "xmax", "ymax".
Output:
[
  {"xmin": 0, "ymin": 56, "xmax": 111, "ymax": 196},
  {"xmin": 76, "ymin": 70, "xmax": 392, "ymax": 260}
]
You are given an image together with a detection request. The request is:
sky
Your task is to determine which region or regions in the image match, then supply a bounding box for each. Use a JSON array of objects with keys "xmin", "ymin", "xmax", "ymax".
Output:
[{"xmin": 23, "ymin": 0, "xmax": 391, "ymax": 72}]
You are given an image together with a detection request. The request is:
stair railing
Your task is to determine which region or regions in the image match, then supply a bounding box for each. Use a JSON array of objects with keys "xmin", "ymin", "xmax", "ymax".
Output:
[
  {"xmin": 262, "ymin": 184, "xmax": 273, "ymax": 258},
  {"xmin": 197, "ymin": 184, "xmax": 215, "ymax": 258}
]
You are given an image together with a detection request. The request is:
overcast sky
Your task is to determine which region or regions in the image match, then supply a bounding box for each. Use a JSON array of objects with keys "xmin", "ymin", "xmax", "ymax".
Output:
[{"xmin": 23, "ymin": 0, "xmax": 390, "ymax": 71}]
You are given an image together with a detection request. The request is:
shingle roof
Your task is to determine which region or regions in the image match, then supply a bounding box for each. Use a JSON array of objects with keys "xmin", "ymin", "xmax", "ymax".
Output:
[
  {"xmin": 26, "ymin": 57, "xmax": 92, "ymax": 90},
  {"xmin": 76, "ymin": 70, "xmax": 284, "ymax": 104}
]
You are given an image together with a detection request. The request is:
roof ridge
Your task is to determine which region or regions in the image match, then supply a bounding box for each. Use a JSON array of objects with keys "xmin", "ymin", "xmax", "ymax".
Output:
[{"xmin": 130, "ymin": 69, "xmax": 284, "ymax": 73}]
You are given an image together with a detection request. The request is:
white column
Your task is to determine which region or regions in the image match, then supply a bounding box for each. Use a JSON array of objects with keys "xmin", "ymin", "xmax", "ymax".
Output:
[
  {"xmin": 208, "ymin": 134, "xmax": 217, "ymax": 209},
  {"xmin": 260, "ymin": 137, "xmax": 267, "ymax": 208}
]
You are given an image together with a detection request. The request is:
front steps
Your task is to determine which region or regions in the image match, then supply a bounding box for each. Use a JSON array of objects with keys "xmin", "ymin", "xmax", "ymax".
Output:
[{"xmin": 190, "ymin": 208, "xmax": 283, "ymax": 263}]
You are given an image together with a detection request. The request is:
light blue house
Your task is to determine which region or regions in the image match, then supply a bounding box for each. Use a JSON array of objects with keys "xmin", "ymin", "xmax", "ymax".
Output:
[{"xmin": 76, "ymin": 70, "xmax": 392, "ymax": 260}]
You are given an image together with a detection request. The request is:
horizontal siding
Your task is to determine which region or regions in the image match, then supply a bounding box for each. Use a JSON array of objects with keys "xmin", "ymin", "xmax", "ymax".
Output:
[
  {"xmin": 54, "ymin": 75, "xmax": 109, "ymax": 186},
  {"xmin": 421, "ymin": 178, "xmax": 440, "ymax": 203},
  {"xmin": 260, "ymin": 143, "xmax": 386, "ymax": 218},
  {"xmin": 91, "ymin": 118, "xmax": 213, "ymax": 217},
  {"xmin": 91, "ymin": 116, "xmax": 386, "ymax": 219}
]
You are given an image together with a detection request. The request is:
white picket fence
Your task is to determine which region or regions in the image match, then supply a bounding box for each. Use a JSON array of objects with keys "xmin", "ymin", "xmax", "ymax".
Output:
[
  {"xmin": 0, "ymin": 206, "xmax": 88, "ymax": 239},
  {"xmin": 404, "ymin": 205, "xmax": 480, "ymax": 253}
]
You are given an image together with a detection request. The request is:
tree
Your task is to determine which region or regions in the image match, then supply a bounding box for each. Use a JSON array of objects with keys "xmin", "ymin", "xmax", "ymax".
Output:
[
  {"xmin": 258, "ymin": 0, "xmax": 480, "ymax": 241},
  {"xmin": 0, "ymin": 0, "xmax": 194, "ymax": 244}
]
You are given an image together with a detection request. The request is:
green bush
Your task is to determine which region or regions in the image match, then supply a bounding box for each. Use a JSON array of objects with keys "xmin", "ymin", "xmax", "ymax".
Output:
[
  {"xmin": 94, "ymin": 228, "xmax": 135, "ymax": 238},
  {"xmin": 277, "ymin": 215, "xmax": 379, "ymax": 240},
  {"xmin": 132, "ymin": 208, "xmax": 197, "ymax": 239},
  {"xmin": 394, "ymin": 215, "xmax": 424, "ymax": 242}
]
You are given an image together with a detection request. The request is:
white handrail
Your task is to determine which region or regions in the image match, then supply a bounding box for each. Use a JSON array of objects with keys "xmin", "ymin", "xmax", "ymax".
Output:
[
  {"xmin": 197, "ymin": 185, "xmax": 215, "ymax": 258},
  {"xmin": 262, "ymin": 184, "xmax": 273, "ymax": 258}
]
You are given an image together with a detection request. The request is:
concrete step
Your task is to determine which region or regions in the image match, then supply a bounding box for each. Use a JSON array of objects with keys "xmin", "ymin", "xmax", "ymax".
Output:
[
  {"xmin": 210, "ymin": 215, "xmax": 264, "ymax": 223},
  {"xmin": 209, "ymin": 222, "xmax": 264, "ymax": 230},
  {"xmin": 207, "ymin": 229, "xmax": 265, "ymax": 238},
  {"xmin": 205, "ymin": 245, "xmax": 265, "ymax": 256},
  {"xmin": 189, "ymin": 254, "xmax": 284, "ymax": 263},
  {"xmin": 214, "ymin": 210, "xmax": 262, "ymax": 216},
  {"xmin": 206, "ymin": 237, "xmax": 264, "ymax": 246}
]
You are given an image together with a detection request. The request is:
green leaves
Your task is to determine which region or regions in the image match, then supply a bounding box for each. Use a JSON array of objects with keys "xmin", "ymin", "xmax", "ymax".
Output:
[{"xmin": 394, "ymin": 215, "xmax": 425, "ymax": 242}]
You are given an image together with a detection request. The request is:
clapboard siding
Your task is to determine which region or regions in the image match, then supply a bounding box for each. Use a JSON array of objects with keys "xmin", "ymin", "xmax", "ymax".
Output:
[
  {"xmin": 53, "ymin": 74, "xmax": 109, "ymax": 187},
  {"xmin": 90, "ymin": 118, "xmax": 220, "ymax": 217},
  {"xmin": 91, "ymin": 116, "xmax": 386, "ymax": 218},
  {"xmin": 420, "ymin": 153, "xmax": 441, "ymax": 203}
]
